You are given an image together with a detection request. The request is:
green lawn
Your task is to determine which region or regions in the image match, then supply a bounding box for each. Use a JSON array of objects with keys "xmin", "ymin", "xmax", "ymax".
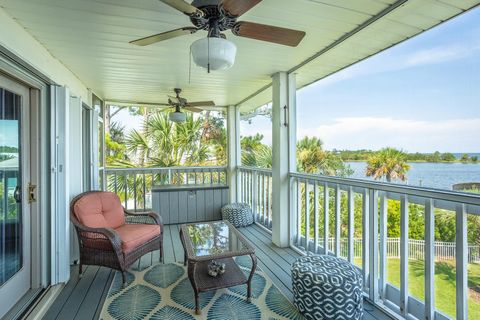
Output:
[{"xmin": 385, "ymin": 258, "xmax": 480, "ymax": 319}]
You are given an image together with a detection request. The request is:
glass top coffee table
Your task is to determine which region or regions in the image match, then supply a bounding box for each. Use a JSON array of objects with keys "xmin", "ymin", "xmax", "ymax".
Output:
[{"xmin": 179, "ymin": 220, "xmax": 257, "ymax": 315}]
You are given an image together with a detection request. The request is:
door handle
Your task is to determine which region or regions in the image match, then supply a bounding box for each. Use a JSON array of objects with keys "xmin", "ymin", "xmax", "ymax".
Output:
[
  {"xmin": 14, "ymin": 185, "xmax": 21, "ymax": 203},
  {"xmin": 28, "ymin": 183, "xmax": 37, "ymax": 203}
]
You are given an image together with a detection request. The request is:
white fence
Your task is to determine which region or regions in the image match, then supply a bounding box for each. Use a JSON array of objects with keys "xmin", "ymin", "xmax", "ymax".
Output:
[{"xmin": 312, "ymin": 238, "xmax": 480, "ymax": 263}]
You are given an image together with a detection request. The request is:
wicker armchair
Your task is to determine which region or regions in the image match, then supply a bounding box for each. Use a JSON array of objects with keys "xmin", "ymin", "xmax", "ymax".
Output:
[{"xmin": 70, "ymin": 191, "xmax": 163, "ymax": 285}]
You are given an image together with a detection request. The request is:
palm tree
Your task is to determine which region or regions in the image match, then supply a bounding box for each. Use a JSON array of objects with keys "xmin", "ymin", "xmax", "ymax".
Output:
[
  {"xmin": 365, "ymin": 147, "xmax": 410, "ymax": 182},
  {"xmin": 241, "ymin": 144, "xmax": 272, "ymax": 168},
  {"xmin": 200, "ymin": 112, "xmax": 227, "ymax": 165},
  {"xmin": 297, "ymin": 137, "xmax": 324, "ymax": 173},
  {"xmin": 123, "ymin": 112, "xmax": 208, "ymax": 168},
  {"xmin": 240, "ymin": 134, "xmax": 273, "ymax": 168},
  {"xmin": 296, "ymin": 137, "xmax": 352, "ymax": 177},
  {"xmin": 241, "ymin": 134, "xmax": 265, "ymax": 153},
  {"xmin": 106, "ymin": 112, "xmax": 211, "ymax": 206}
]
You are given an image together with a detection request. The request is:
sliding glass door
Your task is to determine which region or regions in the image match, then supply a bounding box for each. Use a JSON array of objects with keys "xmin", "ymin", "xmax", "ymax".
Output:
[{"xmin": 0, "ymin": 74, "xmax": 31, "ymax": 318}]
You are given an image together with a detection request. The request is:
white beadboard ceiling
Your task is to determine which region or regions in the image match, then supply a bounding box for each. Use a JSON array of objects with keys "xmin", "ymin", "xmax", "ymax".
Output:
[{"xmin": 0, "ymin": 0, "xmax": 478, "ymax": 110}]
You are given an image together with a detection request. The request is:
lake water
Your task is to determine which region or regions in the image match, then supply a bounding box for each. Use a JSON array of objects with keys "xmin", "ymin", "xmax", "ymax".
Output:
[{"xmin": 346, "ymin": 162, "xmax": 480, "ymax": 190}]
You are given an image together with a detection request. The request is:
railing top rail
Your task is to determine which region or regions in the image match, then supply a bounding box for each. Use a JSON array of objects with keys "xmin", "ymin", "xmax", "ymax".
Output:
[
  {"xmin": 105, "ymin": 166, "xmax": 228, "ymax": 173},
  {"xmin": 290, "ymin": 172, "xmax": 480, "ymax": 207},
  {"xmin": 237, "ymin": 166, "xmax": 272, "ymax": 175}
]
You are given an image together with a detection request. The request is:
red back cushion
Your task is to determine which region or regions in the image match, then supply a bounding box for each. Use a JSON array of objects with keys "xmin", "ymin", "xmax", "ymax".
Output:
[{"xmin": 74, "ymin": 192, "xmax": 125, "ymax": 229}]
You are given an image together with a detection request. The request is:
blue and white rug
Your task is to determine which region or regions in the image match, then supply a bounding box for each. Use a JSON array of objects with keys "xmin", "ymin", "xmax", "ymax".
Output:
[{"xmin": 100, "ymin": 256, "xmax": 304, "ymax": 319}]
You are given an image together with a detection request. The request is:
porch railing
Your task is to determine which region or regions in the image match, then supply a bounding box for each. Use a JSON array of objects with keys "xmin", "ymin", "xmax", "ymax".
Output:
[
  {"xmin": 238, "ymin": 166, "xmax": 272, "ymax": 230},
  {"xmin": 290, "ymin": 172, "xmax": 480, "ymax": 320},
  {"xmin": 316, "ymin": 237, "xmax": 480, "ymax": 263},
  {"xmin": 105, "ymin": 166, "xmax": 228, "ymax": 211}
]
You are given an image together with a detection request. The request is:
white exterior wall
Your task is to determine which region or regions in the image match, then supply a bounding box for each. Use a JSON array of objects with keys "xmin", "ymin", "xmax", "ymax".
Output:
[{"xmin": 0, "ymin": 7, "xmax": 90, "ymax": 102}]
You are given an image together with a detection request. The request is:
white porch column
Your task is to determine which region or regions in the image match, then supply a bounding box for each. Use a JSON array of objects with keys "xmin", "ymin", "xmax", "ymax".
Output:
[
  {"xmin": 272, "ymin": 72, "xmax": 295, "ymax": 247},
  {"xmin": 227, "ymin": 105, "xmax": 241, "ymax": 202}
]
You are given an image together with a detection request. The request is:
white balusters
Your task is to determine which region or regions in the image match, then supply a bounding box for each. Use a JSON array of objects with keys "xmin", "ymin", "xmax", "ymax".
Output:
[
  {"xmin": 348, "ymin": 186, "xmax": 354, "ymax": 263},
  {"xmin": 323, "ymin": 183, "xmax": 329, "ymax": 255},
  {"xmin": 456, "ymin": 203, "xmax": 467, "ymax": 320},
  {"xmin": 400, "ymin": 195, "xmax": 409, "ymax": 316},
  {"xmin": 314, "ymin": 182, "xmax": 319, "ymax": 254},
  {"xmin": 369, "ymin": 189, "xmax": 379, "ymax": 302},
  {"xmin": 362, "ymin": 189, "xmax": 370, "ymax": 291},
  {"xmin": 297, "ymin": 179, "xmax": 302, "ymax": 245},
  {"xmin": 287, "ymin": 172, "xmax": 480, "ymax": 320},
  {"xmin": 335, "ymin": 185, "xmax": 341, "ymax": 256},
  {"xmin": 425, "ymin": 198, "xmax": 435, "ymax": 320},
  {"xmin": 305, "ymin": 182, "xmax": 311, "ymax": 251},
  {"xmin": 379, "ymin": 193, "xmax": 387, "ymax": 300}
]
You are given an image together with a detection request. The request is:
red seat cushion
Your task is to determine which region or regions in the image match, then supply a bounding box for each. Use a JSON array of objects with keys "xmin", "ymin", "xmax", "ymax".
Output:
[
  {"xmin": 74, "ymin": 192, "xmax": 125, "ymax": 229},
  {"xmin": 115, "ymin": 224, "xmax": 161, "ymax": 253}
]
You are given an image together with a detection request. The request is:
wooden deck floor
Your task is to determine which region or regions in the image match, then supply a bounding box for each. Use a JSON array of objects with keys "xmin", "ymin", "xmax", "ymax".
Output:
[{"xmin": 43, "ymin": 223, "xmax": 391, "ymax": 320}]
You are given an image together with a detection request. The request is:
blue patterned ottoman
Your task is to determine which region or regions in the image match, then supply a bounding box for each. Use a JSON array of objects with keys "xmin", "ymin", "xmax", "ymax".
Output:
[
  {"xmin": 291, "ymin": 255, "xmax": 363, "ymax": 320},
  {"xmin": 221, "ymin": 203, "xmax": 254, "ymax": 227}
]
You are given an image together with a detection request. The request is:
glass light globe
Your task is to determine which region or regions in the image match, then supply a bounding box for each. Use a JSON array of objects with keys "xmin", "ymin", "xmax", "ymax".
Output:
[
  {"xmin": 169, "ymin": 111, "xmax": 186, "ymax": 123},
  {"xmin": 191, "ymin": 37, "xmax": 237, "ymax": 71}
]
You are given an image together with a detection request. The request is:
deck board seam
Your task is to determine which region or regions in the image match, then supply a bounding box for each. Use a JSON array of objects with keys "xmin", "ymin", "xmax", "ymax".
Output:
[
  {"xmin": 45, "ymin": 265, "xmax": 89, "ymax": 319},
  {"xmin": 238, "ymin": 227, "xmax": 294, "ymax": 294},
  {"xmin": 93, "ymin": 270, "xmax": 114, "ymax": 319},
  {"xmin": 248, "ymin": 224, "xmax": 299, "ymax": 263},
  {"xmin": 72, "ymin": 267, "xmax": 103, "ymax": 319},
  {"xmin": 55, "ymin": 266, "xmax": 99, "ymax": 320},
  {"xmin": 250, "ymin": 224, "xmax": 300, "ymax": 258},
  {"xmin": 241, "ymin": 226, "xmax": 295, "ymax": 269}
]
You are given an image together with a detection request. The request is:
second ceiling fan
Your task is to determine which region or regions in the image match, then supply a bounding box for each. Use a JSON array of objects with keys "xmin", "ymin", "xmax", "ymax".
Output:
[
  {"xmin": 166, "ymin": 88, "xmax": 216, "ymax": 122},
  {"xmin": 130, "ymin": 0, "xmax": 306, "ymax": 70}
]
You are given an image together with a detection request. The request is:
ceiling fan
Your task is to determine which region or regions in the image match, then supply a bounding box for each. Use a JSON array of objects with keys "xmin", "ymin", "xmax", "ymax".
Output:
[
  {"xmin": 167, "ymin": 88, "xmax": 215, "ymax": 122},
  {"xmin": 130, "ymin": 0, "xmax": 306, "ymax": 70}
]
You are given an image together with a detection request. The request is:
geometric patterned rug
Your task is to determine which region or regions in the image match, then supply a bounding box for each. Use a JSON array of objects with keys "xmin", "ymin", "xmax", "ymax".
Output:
[{"xmin": 99, "ymin": 256, "xmax": 304, "ymax": 319}]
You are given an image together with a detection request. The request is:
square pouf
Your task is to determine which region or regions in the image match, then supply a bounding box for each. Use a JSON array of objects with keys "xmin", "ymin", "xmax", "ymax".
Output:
[
  {"xmin": 292, "ymin": 255, "xmax": 363, "ymax": 320},
  {"xmin": 221, "ymin": 203, "xmax": 254, "ymax": 227}
]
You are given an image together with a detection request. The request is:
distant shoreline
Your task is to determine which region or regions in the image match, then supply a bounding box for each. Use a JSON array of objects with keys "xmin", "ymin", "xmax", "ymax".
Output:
[{"xmin": 345, "ymin": 160, "xmax": 480, "ymax": 164}]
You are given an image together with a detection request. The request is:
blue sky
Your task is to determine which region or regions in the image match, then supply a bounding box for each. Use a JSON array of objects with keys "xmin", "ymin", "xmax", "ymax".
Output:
[
  {"xmin": 0, "ymin": 120, "xmax": 18, "ymax": 148},
  {"xmin": 242, "ymin": 7, "xmax": 480, "ymax": 153}
]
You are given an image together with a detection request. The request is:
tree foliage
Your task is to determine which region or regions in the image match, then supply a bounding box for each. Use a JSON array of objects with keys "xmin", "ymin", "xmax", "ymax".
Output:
[
  {"xmin": 106, "ymin": 111, "xmax": 226, "ymax": 168},
  {"xmin": 296, "ymin": 137, "xmax": 353, "ymax": 177},
  {"xmin": 366, "ymin": 148, "xmax": 410, "ymax": 182},
  {"xmin": 241, "ymin": 135, "xmax": 352, "ymax": 177}
]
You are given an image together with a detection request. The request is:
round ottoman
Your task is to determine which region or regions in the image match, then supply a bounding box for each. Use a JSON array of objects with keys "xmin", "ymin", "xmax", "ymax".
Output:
[
  {"xmin": 291, "ymin": 255, "xmax": 363, "ymax": 320},
  {"xmin": 221, "ymin": 203, "xmax": 254, "ymax": 227}
]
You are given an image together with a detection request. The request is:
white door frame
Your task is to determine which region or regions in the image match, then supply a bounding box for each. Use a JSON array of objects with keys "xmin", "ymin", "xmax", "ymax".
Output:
[
  {"xmin": 0, "ymin": 47, "xmax": 50, "ymax": 312},
  {"xmin": 0, "ymin": 72, "xmax": 36, "ymax": 318}
]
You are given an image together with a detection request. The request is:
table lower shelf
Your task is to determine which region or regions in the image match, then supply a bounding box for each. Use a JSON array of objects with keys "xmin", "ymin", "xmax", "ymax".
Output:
[{"xmin": 191, "ymin": 257, "xmax": 248, "ymax": 292}]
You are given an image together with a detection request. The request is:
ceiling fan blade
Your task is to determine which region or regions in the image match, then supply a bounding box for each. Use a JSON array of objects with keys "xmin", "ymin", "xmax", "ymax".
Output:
[
  {"xmin": 219, "ymin": 0, "xmax": 262, "ymax": 17},
  {"xmin": 233, "ymin": 22, "xmax": 305, "ymax": 47},
  {"xmin": 184, "ymin": 107, "xmax": 204, "ymax": 113},
  {"xmin": 186, "ymin": 101, "xmax": 216, "ymax": 107},
  {"xmin": 130, "ymin": 27, "xmax": 198, "ymax": 46},
  {"xmin": 159, "ymin": 0, "xmax": 204, "ymax": 17}
]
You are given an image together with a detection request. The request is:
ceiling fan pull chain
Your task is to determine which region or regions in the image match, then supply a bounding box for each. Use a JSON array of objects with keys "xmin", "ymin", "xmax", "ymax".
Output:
[
  {"xmin": 207, "ymin": 36, "xmax": 210, "ymax": 73},
  {"xmin": 189, "ymin": 46, "xmax": 192, "ymax": 84}
]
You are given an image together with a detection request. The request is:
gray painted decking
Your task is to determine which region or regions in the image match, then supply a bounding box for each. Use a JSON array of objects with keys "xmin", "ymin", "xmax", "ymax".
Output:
[{"xmin": 42, "ymin": 223, "xmax": 390, "ymax": 320}]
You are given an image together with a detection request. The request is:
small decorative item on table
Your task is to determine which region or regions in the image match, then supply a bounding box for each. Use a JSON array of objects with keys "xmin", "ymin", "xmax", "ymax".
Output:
[{"xmin": 207, "ymin": 260, "xmax": 226, "ymax": 277}]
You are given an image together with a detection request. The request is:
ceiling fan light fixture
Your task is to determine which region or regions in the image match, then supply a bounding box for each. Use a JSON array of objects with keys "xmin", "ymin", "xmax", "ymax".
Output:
[
  {"xmin": 191, "ymin": 37, "xmax": 237, "ymax": 71},
  {"xmin": 169, "ymin": 111, "xmax": 187, "ymax": 123}
]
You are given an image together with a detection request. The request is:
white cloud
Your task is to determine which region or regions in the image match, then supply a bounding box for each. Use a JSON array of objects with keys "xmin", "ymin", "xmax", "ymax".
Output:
[
  {"xmin": 298, "ymin": 117, "xmax": 480, "ymax": 152},
  {"xmin": 406, "ymin": 44, "xmax": 480, "ymax": 66}
]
